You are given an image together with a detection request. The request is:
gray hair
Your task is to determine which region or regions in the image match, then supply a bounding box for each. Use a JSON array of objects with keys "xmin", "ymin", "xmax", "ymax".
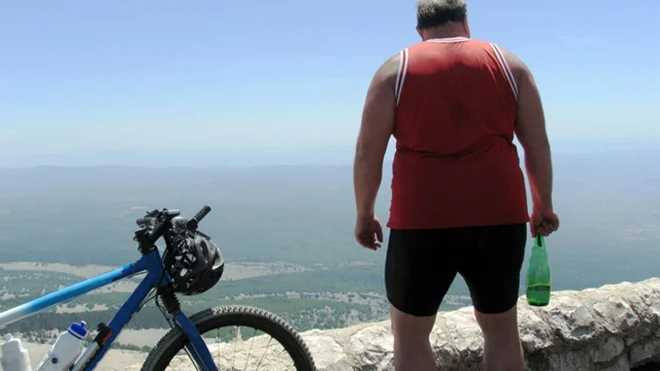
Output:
[{"xmin": 416, "ymin": 0, "xmax": 468, "ymax": 30}]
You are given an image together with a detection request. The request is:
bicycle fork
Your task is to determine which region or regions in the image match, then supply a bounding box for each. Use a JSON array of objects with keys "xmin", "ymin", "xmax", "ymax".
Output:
[
  {"xmin": 70, "ymin": 299, "xmax": 217, "ymax": 371},
  {"xmin": 160, "ymin": 289, "xmax": 218, "ymax": 371}
]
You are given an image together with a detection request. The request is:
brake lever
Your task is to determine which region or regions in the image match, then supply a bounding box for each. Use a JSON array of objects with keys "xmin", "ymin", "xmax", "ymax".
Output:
[{"xmin": 196, "ymin": 230, "xmax": 211, "ymax": 240}]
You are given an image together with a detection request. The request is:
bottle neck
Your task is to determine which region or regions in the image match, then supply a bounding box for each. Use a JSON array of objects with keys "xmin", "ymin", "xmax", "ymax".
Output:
[{"xmin": 535, "ymin": 235, "xmax": 545, "ymax": 249}]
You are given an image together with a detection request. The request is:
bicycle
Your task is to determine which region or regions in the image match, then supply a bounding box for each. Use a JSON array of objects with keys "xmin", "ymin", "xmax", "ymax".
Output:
[{"xmin": 0, "ymin": 206, "xmax": 317, "ymax": 371}]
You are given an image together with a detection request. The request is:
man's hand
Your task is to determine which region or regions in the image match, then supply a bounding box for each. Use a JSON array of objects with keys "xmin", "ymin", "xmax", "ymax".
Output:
[
  {"xmin": 354, "ymin": 215, "xmax": 384, "ymax": 250},
  {"xmin": 530, "ymin": 207, "xmax": 559, "ymax": 237}
]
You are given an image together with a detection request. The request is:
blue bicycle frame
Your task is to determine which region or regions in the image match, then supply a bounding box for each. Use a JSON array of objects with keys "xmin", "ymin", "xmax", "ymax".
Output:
[{"xmin": 0, "ymin": 248, "xmax": 218, "ymax": 371}]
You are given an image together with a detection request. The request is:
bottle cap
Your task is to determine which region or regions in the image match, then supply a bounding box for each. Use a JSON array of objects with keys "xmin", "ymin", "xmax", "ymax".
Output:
[{"xmin": 68, "ymin": 321, "xmax": 88, "ymax": 339}]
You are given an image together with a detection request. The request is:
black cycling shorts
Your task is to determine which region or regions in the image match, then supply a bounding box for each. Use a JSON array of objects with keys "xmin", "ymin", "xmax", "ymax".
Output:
[{"xmin": 385, "ymin": 223, "xmax": 527, "ymax": 316}]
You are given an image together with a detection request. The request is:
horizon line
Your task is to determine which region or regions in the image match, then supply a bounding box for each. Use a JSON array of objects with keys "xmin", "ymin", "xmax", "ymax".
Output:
[{"xmin": 1, "ymin": 139, "xmax": 658, "ymax": 169}]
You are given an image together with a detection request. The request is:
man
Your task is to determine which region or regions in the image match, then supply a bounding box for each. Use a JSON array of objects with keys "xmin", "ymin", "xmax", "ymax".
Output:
[{"xmin": 352, "ymin": 1, "xmax": 559, "ymax": 370}]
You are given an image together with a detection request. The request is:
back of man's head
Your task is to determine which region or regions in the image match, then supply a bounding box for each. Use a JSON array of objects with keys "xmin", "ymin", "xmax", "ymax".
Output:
[{"xmin": 416, "ymin": 0, "xmax": 468, "ymax": 30}]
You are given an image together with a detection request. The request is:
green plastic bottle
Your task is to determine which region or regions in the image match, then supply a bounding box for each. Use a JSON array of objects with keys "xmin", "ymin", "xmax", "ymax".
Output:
[{"xmin": 525, "ymin": 234, "xmax": 551, "ymax": 306}]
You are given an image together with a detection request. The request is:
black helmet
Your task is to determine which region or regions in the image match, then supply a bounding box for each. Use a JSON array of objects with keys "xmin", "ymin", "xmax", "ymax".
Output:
[{"xmin": 163, "ymin": 230, "xmax": 225, "ymax": 296}]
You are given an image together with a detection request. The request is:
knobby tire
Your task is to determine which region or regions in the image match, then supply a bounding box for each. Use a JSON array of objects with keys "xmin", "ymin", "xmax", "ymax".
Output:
[{"xmin": 140, "ymin": 305, "xmax": 317, "ymax": 371}]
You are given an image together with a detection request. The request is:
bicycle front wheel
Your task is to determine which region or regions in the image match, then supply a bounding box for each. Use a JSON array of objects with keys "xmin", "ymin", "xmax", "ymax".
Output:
[{"xmin": 140, "ymin": 305, "xmax": 316, "ymax": 371}]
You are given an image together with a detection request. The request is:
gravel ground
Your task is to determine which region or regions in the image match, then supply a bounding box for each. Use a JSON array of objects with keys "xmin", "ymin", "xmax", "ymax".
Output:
[{"xmin": 22, "ymin": 341, "xmax": 147, "ymax": 370}]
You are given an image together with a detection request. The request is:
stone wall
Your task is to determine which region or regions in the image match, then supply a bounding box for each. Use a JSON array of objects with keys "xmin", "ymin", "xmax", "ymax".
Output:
[
  {"xmin": 128, "ymin": 278, "xmax": 660, "ymax": 370},
  {"xmin": 302, "ymin": 278, "xmax": 660, "ymax": 370}
]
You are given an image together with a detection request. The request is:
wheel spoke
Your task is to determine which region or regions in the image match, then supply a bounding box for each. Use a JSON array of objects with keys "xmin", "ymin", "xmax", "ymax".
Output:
[
  {"xmin": 139, "ymin": 305, "xmax": 315, "ymax": 371},
  {"xmin": 241, "ymin": 327, "xmax": 258, "ymax": 370},
  {"xmin": 255, "ymin": 336, "xmax": 274, "ymax": 370}
]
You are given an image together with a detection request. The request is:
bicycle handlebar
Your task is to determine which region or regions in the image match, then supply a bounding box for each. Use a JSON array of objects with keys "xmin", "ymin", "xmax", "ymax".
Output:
[
  {"xmin": 193, "ymin": 205, "xmax": 211, "ymax": 223},
  {"xmin": 186, "ymin": 205, "xmax": 211, "ymax": 230},
  {"xmin": 135, "ymin": 217, "xmax": 155, "ymax": 226},
  {"xmin": 135, "ymin": 206, "xmax": 211, "ymax": 244}
]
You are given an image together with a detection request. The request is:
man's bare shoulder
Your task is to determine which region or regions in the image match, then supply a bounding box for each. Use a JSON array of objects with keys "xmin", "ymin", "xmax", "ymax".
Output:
[
  {"xmin": 495, "ymin": 45, "xmax": 530, "ymax": 82},
  {"xmin": 373, "ymin": 52, "xmax": 402, "ymax": 86}
]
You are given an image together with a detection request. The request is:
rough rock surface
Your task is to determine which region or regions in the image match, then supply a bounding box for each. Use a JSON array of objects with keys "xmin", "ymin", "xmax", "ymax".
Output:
[
  {"xmin": 299, "ymin": 278, "xmax": 660, "ymax": 370},
  {"xmin": 125, "ymin": 278, "xmax": 660, "ymax": 370}
]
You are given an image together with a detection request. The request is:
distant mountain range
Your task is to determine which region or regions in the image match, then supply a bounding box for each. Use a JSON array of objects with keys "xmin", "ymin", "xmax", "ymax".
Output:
[
  {"xmin": 0, "ymin": 138, "xmax": 658, "ymax": 168},
  {"xmin": 0, "ymin": 144, "xmax": 657, "ymax": 299}
]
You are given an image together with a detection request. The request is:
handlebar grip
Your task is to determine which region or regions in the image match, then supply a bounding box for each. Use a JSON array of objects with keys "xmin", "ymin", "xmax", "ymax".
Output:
[
  {"xmin": 165, "ymin": 209, "xmax": 181, "ymax": 217},
  {"xmin": 136, "ymin": 217, "xmax": 154, "ymax": 226},
  {"xmin": 193, "ymin": 205, "xmax": 211, "ymax": 223}
]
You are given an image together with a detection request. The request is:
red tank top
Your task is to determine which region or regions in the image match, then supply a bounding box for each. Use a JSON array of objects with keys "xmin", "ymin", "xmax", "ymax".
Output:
[{"xmin": 387, "ymin": 37, "xmax": 529, "ymax": 230}]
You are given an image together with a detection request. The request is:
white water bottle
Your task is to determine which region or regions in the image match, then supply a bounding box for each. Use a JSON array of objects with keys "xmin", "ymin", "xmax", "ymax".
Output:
[
  {"xmin": 0, "ymin": 333, "xmax": 32, "ymax": 371},
  {"xmin": 36, "ymin": 321, "xmax": 87, "ymax": 371}
]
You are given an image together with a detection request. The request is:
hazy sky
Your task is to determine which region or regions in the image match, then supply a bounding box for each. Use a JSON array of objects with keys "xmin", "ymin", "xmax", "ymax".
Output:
[{"xmin": 1, "ymin": 0, "xmax": 659, "ymax": 158}]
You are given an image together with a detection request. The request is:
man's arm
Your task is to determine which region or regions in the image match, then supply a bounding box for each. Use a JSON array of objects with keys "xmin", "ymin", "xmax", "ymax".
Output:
[
  {"xmin": 502, "ymin": 49, "xmax": 554, "ymax": 210},
  {"xmin": 353, "ymin": 54, "xmax": 399, "ymax": 218}
]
